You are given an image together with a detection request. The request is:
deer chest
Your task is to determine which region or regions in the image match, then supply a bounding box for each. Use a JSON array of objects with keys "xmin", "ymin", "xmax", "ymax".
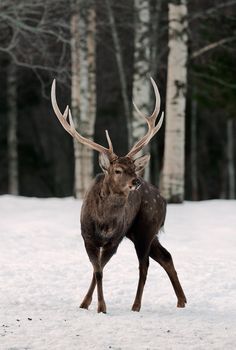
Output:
[{"xmin": 93, "ymin": 218, "xmax": 125, "ymax": 246}]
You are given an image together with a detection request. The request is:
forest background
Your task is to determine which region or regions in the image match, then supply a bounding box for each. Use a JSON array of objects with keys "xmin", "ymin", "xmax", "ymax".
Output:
[{"xmin": 0, "ymin": 0, "xmax": 235, "ymax": 202}]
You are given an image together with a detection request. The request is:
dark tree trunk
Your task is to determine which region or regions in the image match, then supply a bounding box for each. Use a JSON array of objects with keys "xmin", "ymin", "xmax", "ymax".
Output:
[{"xmin": 7, "ymin": 62, "xmax": 18, "ymax": 195}]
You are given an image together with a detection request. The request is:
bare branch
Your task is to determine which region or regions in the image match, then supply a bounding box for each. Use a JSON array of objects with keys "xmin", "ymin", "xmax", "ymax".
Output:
[
  {"xmin": 193, "ymin": 71, "xmax": 236, "ymax": 89},
  {"xmin": 190, "ymin": 0, "xmax": 236, "ymax": 22},
  {"xmin": 191, "ymin": 36, "xmax": 236, "ymax": 59}
]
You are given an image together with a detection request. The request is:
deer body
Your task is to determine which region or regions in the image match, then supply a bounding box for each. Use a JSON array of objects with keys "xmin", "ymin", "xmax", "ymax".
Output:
[
  {"xmin": 81, "ymin": 174, "xmax": 165, "ymax": 248},
  {"xmin": 51, "ymin": 77, "xmax": 187, "ymax": 313}
]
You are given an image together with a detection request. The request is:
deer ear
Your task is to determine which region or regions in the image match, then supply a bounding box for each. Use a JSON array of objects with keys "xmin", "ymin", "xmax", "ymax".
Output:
[
  {"xmin": 134, "ymin": 154, "xmax": 150, "ymax": 174},
  {"xmin": 99, "ymin": 153, "xmax": 111, "ymax": 173}
]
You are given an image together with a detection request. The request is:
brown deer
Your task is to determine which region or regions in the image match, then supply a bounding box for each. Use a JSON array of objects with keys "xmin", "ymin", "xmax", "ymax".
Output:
[{"xmin": 51, "ymin": 77, "xmax": 187, "ymax": 313}]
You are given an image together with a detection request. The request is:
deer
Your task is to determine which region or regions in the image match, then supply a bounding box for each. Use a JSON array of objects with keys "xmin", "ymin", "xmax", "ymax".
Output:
[{"xmin": 51, "ymin": 77, "xmax": 187, "ymax": 313}]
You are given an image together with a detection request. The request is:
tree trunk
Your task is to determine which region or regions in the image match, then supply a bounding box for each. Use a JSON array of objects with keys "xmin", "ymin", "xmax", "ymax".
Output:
[
  {"xmin": 150, "ymin": 0, "xmax": 162, "ymax": 185},
  {"xmin": 227, "ymin": 118, "xmax": 235, "ymax": 199},
  {"xmin": 191, "ymin": 91, "xmax": 198, "ymax": 200},
  {"xmin": 161, "ymin": 0, "xmax": 188, "ymax": 203},
  {"xmin": 70, "ymin": 0, "xmax": 96, "ymax": 198},
  {"xmin": 105, "ymin": 0, "xmax": 132, "ymax": 147},
  {"xmin": 150, "ymin": 0, "xmax": 162, "ymax": 78},
  {"xmin": 132, "ymin": 0, "xmax": 151, "ymax": 180},
  {"xmin": 7, "ymin": 61, "xmax": 18, "ymax": 195}
]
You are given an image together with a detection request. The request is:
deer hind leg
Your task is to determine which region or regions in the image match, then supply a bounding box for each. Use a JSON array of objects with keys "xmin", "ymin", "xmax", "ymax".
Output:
[
  {"xmin": 150, "ymin": 238, "xmax": 187, "ymax": 308},
  {"xmin": 132, "ymin": 240, "xmax": 152, "ymax": 312}
]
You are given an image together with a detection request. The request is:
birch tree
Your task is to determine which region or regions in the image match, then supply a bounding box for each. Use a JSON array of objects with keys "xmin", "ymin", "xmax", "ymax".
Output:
[
  {"xmin": 161, "ymin": 0, "xmax": 188, "ymax": 203},
  {"xmin": 132, "ymin": 0, "xmax": 151, "ymax": 179},
  {"xmin": 70, "ymin": 0, "xmax": 96, "ymax": 198},
  {"xmin": 149, "ymin": 0, "xmax": 163, "ymax": 185}
]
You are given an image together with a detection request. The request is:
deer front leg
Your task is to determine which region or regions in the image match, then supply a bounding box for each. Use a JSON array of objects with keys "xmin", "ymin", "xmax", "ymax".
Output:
[
  {"xmin": 94, "ymin": 269, "xmax": 106, "ymax": 313},
  {"xmin": 92, "ymin": 242, "xmax": 120, "ymax": 313},
  {"xmin": 80, "ymin": 272, "xmax": 96, "ymax": 310},
  {"xmin": 95, "ymin": 243, "xmax": 119, "ymax": 313},
  {"xmin": 81, "ymin": 242, "xmax": 106, "ymax": 313},
  {"xmin": 100, "ymin": 242, "xmax": 119, "ymax": 268},
  {"xmin": 81, "ymin": 242, "xmax": 118, "ymax": 313},
  {"xmin": 132, "ymin": 239, "xmax": 152, "ymax": 312}
]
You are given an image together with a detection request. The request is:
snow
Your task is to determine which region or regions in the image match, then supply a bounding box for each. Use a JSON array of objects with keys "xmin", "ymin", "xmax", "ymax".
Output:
[{"xmin": 0, "ymin": 195, "xmax": 236, "ymax": 350}]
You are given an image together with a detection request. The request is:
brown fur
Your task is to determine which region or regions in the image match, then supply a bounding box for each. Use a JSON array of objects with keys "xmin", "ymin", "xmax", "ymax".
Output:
[{"xmin": 80, "ymin": 157, "xmax": 187, "ymax": 313}]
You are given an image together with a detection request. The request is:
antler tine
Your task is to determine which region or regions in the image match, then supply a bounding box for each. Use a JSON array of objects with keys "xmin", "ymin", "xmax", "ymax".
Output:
[
  {"xmin": 126, "ymin": 77, "xmax": 164, "ymax": 159},
  {"xmin": 51, "ymin": 80, "xmax": 72, "ymax": 135},
  {"xmin": 150, "ymin": 76, "xmax": 161, "ymax": 120},
  {"xmin": 132, "ymin": 77, "xmax": 161, "ymax": 127},
  {"xmin": 105, "ymin": 130, "xmax": 114, "ymax": 153},
  {"xmin": 51, "ymin": 79, "xmax": 117, "ymax": 160},
  {"xmin": 130, "ymin": 110, "xmax": 164, "ymax": 155}
]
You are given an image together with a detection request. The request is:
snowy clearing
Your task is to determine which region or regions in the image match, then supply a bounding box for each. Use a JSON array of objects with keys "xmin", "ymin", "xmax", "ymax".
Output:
[{"xmin": 0, "ymin": 195, "xmax": 236, "ymax": 350}]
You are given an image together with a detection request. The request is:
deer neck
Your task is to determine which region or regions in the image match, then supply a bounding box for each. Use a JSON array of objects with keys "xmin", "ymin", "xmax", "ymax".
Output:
[
  {"xmin": 90, "ymin": 176, "xmax": 128, "ymax": 240},
  {"xmin": 99, "ymin": 176, "xmax": 128, "ymax": 208}
]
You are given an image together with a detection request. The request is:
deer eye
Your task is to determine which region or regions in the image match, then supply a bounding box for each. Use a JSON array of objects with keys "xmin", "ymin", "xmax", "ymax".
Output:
[{"xmin": 115, "ymin": 169, "xmax": 122, "ymax": 175}]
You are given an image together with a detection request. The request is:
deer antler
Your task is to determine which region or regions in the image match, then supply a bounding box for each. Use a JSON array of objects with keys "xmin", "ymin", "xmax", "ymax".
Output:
[
  {"xmin": 51, "ymin": 79, "xmax": 117, "ymax": 161},
  {"xmin": 126, "ymin": 77, "xmax": 164, "ymax": 159}
]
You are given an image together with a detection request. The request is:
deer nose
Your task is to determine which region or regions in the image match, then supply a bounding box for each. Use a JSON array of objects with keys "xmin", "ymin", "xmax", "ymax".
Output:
[{"xmin": 132, "ymin": 178, "xmax": 141, "ymax": 189}]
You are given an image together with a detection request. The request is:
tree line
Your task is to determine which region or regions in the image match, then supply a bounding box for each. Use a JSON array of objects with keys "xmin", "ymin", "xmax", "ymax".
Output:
[{"xmin": 0, "ymin": 0, "xmax": 235, "ymax": 202}]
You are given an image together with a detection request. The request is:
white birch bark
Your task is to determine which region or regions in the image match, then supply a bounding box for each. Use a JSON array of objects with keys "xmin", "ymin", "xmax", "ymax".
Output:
[
  {"xmin": 70, "ymin": 0, "xmax": 96, "ymax": 198},
  {"xmin": 84, "ymin": 5, "xmax": 96, "ymax": 192},
  {"xmin": 227, "ymin": 118, "xmax": 235, "ymax": 199},
  {"xmin": 150, "ymin": 0, "xmax": 162, "ymax": 184},
  {"xmin": 132, "ymin": 0, "xmax": 151, "ymax": 180},
  {"xmin": 161, "ymin": 0, "xmax": 188, "ymax": 202},
  {"xmin": 7, "ymin": 62, "xmax": 18, "ymax": 195}
]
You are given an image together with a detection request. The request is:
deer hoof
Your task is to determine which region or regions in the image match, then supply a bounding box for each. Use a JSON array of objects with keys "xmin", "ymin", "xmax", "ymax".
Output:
[
  {"xmin": 80, "ymin": 302, "xmax": 89, "ymax": 310},
  {"xmin": 97, "ymin": 302, "xmax": 106, "ymax": 313},
  {"xmin": 80, "ymin": 297, "xmax": 92, "ymax": 310},
  {"xmin": 131, "ymin": 304, "xmax": 141, "ymax": 312},
  {"xmin": 177, "ymin": 299, "xmax": 187, "ymax": 308}
]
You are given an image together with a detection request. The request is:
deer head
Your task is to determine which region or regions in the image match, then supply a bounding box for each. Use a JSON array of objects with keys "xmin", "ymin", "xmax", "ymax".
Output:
[
  {"xmin": 98, "ymin": 154, "xmax": 150, "ymax": 195},
  {"xmin": 51, "ymin": 77, "xmax": 164, "ymax": 195}
]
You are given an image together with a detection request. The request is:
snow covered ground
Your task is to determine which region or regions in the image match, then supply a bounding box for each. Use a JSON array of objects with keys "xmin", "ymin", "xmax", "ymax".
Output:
[{"xmin": 0, "ymin": 195, "xmax": 236, "ymax": 350}]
